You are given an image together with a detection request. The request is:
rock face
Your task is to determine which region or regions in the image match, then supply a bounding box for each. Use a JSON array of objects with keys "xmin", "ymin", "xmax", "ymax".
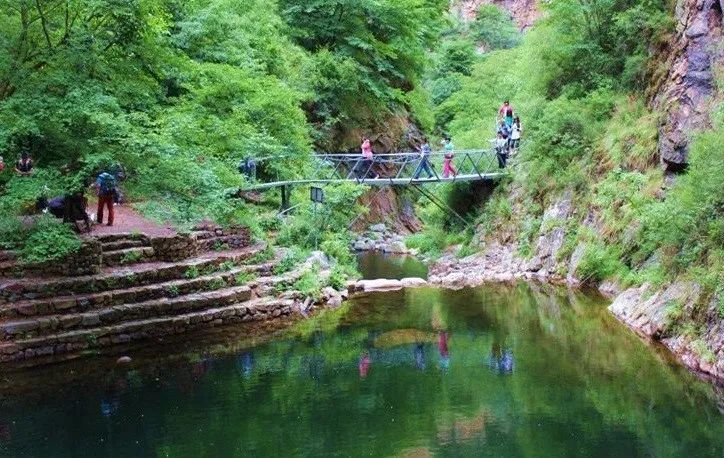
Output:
[
  {"xmin": 527, "ymin": 189, "xmax": 573, "ymax": 276},
  {"xmin": 609, "ymin": 282, "xmax": 723, "ymax": 380},
  {"xmin": 453, "ymin": 0, "xmax": 541, "ymax": 30},
  {"xmin": 651, "ymin": 0, "xmax": 722, "ymax": 169},
  {"xmin": 352, "ymin": 187, "xmax": 422, "ymax": 234}
]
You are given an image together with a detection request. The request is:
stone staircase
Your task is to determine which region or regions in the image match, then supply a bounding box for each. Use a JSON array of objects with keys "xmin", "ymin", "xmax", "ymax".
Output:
[
  {"xmin": 0, "ymin": 238, "xmax": 300, "ymax": 365},
  {"xmin": 97, "ymin": 233, "xmax": 154, "ymax": 267}
]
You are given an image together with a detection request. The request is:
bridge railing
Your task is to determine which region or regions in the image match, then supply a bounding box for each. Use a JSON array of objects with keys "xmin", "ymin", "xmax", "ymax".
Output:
[
  {"xmin": 240, "ymin": 148, "xmax": 507, "ymax": 190},
  {"xmin": 306, "ymin": 149, "xmax": 501, "ymax": 184}
]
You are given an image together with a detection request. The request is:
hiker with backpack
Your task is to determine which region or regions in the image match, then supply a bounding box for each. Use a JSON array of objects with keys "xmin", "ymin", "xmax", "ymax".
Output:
[
  {"xmin": 238, "ymin": 157, "xmax": 257, "ymax": 181},
  {"xmin": 93, "ymin": 171, "xmax": 118, "ymax": 226},
  {"xmin": 495, "ymin": 132, "xmax": 509, "ymax": 168}
]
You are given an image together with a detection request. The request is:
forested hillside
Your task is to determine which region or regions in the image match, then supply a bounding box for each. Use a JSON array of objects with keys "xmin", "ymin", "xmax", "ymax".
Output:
[{"xmin": 0, "ymin": 0, "xmax": 446, "ymax": 263}]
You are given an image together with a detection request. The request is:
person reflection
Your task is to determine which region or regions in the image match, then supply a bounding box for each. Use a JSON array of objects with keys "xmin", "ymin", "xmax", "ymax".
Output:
[
  {"xmin": 237, "ymin": 352, "xmax": 255, "ymax": 379},
  {"xmin": 0, "ymin": 421, "xmax": 11, "ymax": 442},
  {"xmin": 414, "ymin": 343, "xmax": 426, "ymax": 371},
  {"xmin": 359, "ymin": 350, "xmax": 371, "ymax": 378},
  {"xmin": 100, "ymin": 376, "xmax": 128, "ymax": 417},
  {"xmin": 488, "ymin": 343, "xmax": 515, "ymax": 375},
  {"xmin": 438, "ymin": 331, "xmax": 450, "ymax": 371},
  {"xmin": 192, "ymin": 354, "xmax": 213, "ymax": 381}
]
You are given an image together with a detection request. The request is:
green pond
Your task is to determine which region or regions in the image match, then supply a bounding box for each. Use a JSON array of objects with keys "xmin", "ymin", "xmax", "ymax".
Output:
[
  {"xmin": 357, "ymin": 251, "xmax": 428, "ymax": 280},
  {"xmin": 1, "ymin": 284, "xmax": 723, "ymax": 457}
]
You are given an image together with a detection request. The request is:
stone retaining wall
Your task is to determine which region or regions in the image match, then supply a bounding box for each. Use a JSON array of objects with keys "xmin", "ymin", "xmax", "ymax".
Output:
[
  {"xmin": 0, "ymin": 298, "xmax": 293, "ymax": 364},
  {"xmin": 0, "ymin": 240, "xmax": 102, "ymax": 278}
]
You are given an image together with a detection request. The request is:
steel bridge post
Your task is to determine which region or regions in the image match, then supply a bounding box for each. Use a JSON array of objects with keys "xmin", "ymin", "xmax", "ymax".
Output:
[{"xmin": 281, "ymin": 185, "xmax": 291, "ymax": 212}]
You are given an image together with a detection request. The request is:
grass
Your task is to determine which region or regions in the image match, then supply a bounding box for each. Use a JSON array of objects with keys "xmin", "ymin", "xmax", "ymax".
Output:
[
  {"xmin": 235, "ymin": 272, "xmax": 258, "ymax": 286},
  {"xmin": 184, "ymin": 266, "xmax": 201, "ymax": 279},
  {"xmin": 120, "ymin": 250, "xmax": 143, "ymax": 264}
]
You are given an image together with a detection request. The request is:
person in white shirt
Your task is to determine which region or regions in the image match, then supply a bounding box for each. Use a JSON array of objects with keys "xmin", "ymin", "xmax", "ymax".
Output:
[{"xmin": 510, "ymin": 116, "xmax": 522, "ymax": 154}]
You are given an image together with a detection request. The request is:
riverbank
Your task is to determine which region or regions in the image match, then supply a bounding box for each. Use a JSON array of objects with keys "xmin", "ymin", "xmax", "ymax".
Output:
[{"xmin": 427, "ymin": 238, "xmax": 723, "ymax": 384}]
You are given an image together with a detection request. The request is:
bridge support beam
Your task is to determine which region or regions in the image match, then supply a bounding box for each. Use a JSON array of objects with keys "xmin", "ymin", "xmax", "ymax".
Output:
[{"xmin": 281, "ymin": 185, "xmax": 291, "ymax": 212}]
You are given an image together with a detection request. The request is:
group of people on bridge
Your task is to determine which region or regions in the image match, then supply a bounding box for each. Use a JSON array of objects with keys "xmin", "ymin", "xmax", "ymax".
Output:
[
  {"xmin": 494, "ymin": 100, "xmax": 522, "ymax": 168},
  {"xmin": 354, "ymin": 100, "xmax": 522, "ymax": 180}
]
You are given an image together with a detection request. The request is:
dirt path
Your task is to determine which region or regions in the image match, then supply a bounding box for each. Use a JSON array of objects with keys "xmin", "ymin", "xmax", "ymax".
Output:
[{"xmin": 86, "ymin": 199, "xmax": 177, "ymax": 238}]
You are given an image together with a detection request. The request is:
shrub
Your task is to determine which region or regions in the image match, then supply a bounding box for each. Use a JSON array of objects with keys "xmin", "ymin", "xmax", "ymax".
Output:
[
  {"xmin": 320, "ymin": 234, "xmax": 354, "ymax": 266},
  {"xmin": 292, "ymin": 268, "xmax": 322, "ymax": 301},
  {"xmin": 575, "ymin": 242, "xmax": 626, "ymax": 284},
  {"xmin": 245, "ymin": 245, "xmax": 275, "ymax": 264},
  {"xmin": 0, "ymin": 216, "xmax": 27, "ymax": 250},
  {"xmin": 273, "ymin": 249, "xmax": 304, "ymax": 275},
  {"xmin": 18, "ymin": 216, "xmax": 82, "ymax": 264},
  {"xmin": 327, "ymin": 265, "xmax": 349, "ymax": 290}
]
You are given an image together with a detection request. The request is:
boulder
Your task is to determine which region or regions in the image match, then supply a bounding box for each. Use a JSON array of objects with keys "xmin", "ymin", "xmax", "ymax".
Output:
[
  {"xmin": 384, "ymin": 241, "xmax": 408, "ymax": 254},
  {"xmin": 400, "ymin": 277, "xmax": 428, "ymax": 288},
  {"xmin": 354, "ymin": 279, "xmax": 403, "ymax": 292},
  {"xmin": 369, "ymin": 224, "xmax": 387, "ymax": 233}
]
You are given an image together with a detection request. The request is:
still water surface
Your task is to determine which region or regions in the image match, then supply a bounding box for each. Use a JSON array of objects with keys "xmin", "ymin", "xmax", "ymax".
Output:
[
  {"xmin": 356, "ymin": 250, "xmax": 428, "ymax": 280},
  {"xmin": 0, "ymin": 284, "xmax": 722, "ymax": 457}
]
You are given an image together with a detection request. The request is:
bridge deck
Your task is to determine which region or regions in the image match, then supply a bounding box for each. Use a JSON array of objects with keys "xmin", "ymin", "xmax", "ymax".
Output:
[{"xmin": 242, "ymin": 172, "xmax": 505, "ymax": 191}]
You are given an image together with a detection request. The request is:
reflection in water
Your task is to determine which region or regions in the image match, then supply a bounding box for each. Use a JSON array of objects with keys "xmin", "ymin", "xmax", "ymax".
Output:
[
  {"xmin": 1, "ymin": 285, "xmax": 723, "ymax": 457},
  {"xmin": 359, "ymin": 351, "xmax": 371, "ymax": 378},
  {"xmin": 414, "ymin": 343, "xmax": 426, "ymax": 371},
  {"xmin": 438, "ymin": 332, "xmax": 450, "ymax": 371},
  {"xmin": 237, "ymin": 352, "xmax": 255, "ymax": 378},
  {"xmin": 357, "ymin": 251, "xmax": 428, "ymax": 280},
  {"xmin": 488, "ymin": 344, "xmax": 515, "ymax": 375}
]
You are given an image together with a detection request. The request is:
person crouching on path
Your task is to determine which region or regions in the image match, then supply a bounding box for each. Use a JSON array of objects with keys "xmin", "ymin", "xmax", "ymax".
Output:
[
  {"xmin": 442, "ymin": 137, "xmax": 457, "ymax": 178},
  {"xmin": 94, "ymin": 172, "xmax": 117, "ymax": 226},
  {"xmin": 14, "ymin": 152, "xmax": 33, "ymax": 176}
]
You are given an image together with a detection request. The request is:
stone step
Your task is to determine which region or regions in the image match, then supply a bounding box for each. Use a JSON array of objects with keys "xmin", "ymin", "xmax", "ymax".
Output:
[
  {"xmin": 101, "ymin": 239, "xmax": 147, "ymax": 251},
  {"xmin": 0, "ymin": 260, "xmax": 277, "ymax": 319},
  {"xmin": 0, "ymin": 285, "xmax": 254, "ymax": 341},
  {"xmin": 0, "ymin": 243, "xmax": 266, "ymax": 302},
  {"xmin": 190, "ymin": 230, "xmax": 216, "ymax": 240},
  {"xmin": 0, "ymin": 261, "xmax": 18, "ymax": 276},
  {"xmin": 92, "ymin": 233, "xmax": 148, "ymax": 244},
  {"xmin": 0, "ymin": 251, "xmax": 17, "ymax": 262},
  {"xmin": 198, "ymin": 234, "xmax": 252, "ymax": 251},
  {"xmin": 0, "ymin": 297, "xmax": 294, "ymax": 363},
  {"xmin": 102, "ymin": 247, "xmax": 155, "ymax": 267}
]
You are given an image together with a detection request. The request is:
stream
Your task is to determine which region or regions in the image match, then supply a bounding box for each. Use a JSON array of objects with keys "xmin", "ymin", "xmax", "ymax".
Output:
[{"xmin": 0, "ymin": 255, "xmax": 722, "ymax": 457}]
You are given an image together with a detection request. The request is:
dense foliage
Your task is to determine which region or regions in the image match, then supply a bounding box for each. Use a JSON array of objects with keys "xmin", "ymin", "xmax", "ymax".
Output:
[{"xmin": 0, "ymin": 0, "xmax": 445, "ymax": 266}]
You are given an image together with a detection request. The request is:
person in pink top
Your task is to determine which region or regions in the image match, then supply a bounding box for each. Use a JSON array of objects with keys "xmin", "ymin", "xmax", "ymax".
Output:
[{"xmin": 358, "ymin": 137, "xmax": 377, "ymax": 179}]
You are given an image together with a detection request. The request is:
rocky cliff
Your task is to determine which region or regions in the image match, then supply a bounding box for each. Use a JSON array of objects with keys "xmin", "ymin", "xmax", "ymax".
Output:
[
  {"xmin": 651, "ymin": 0, "xmax": 722, "ymax": 170},
  {"xmin": 452, "ymin": 0, "xmax": 541, "ymax": 30}
]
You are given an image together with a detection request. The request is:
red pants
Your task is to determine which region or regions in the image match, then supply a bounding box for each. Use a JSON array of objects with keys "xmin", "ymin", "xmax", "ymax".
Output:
[
  {"xmin": 443, "ymin": 157, "xmax": 457, "ymax": 178},
  {"xmin": 97, "ymin": 194, "xmax": 114, "ymax": 225}
]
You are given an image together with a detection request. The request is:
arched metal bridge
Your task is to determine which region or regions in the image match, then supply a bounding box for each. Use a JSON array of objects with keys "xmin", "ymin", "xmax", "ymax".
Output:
[{"xmin": 240, "ymin": 149, "xmax": 508, "ymax": 191}]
